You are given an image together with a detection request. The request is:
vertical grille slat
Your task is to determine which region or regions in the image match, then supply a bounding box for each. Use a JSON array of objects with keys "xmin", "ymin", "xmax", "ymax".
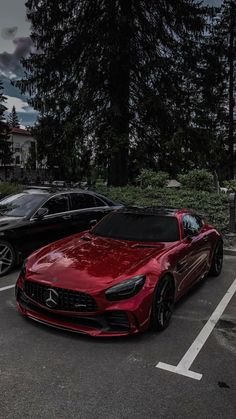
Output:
[{"xmin": 24, "ymin": 281, "xmax": 98, "ymax": 312}]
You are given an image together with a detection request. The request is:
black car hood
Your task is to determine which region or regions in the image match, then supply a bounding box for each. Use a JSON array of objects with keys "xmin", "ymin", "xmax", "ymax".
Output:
[{"xmin": 0, "ymin": 216, "xmax": 24, "ymax": 229}]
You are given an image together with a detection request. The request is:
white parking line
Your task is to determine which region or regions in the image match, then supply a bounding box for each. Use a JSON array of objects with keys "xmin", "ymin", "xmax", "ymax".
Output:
[
  {"xmin": 0, "ymin": 284, "xmax": 15, "ymax": 292},
  {"xmin": 156, "ymin": 278, "xmax": 236, "ymax": 380}
]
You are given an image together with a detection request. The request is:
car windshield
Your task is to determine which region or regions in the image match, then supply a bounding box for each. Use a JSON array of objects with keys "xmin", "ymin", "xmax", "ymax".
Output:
[
  {"xmin": 92, "ymin": 212, "xmax": 180, "ymax": 242},
  {"xmin": 0, "ymin": 193, "xmax": 46, "ymax": 217}
]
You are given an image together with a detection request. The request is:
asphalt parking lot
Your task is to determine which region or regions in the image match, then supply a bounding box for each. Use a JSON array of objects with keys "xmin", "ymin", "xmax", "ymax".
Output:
[{"xmin": 0, "ymin": 257, "xmax": 235, "ymax": 419}]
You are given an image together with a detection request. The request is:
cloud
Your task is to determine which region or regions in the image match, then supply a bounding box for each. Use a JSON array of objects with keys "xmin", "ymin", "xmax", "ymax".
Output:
[
  {"xmin": 0, "ymin": 36, "xmax": 36, "ymax": 78},
  {"xmin": 5, "ymin": 95, "xmax": 34, "ymax": 114},
  {"xmin": 4, "ymin": 95, "xmax": 38, "ymax": 128},
  {"xmin": 1, "ymin": 26, "xmax": 18, "ymax": 40}
]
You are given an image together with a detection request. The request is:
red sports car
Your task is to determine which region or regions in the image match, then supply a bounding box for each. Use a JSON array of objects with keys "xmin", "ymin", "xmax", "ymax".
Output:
[{"xmin": 16, "ymin": 207, "xmax": 223, "ymax": 337}]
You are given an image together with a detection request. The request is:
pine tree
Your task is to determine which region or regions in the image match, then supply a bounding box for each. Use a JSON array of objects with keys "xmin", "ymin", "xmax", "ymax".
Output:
[
  {"xmin": 204, "ymin": 0, "xmax": 236, "ymax": 179},
  {"xmin": 163, "ymin": 5, "xmax": 228, "ymax": 176},
  {"xmin": 16, "ymin": 0, "xmax": 205, "ymax": 185},
  {"xmin": 8, "ymin": 105, "xmax": 20, "ymax": 128},
  {"xmin": 0, "ymin": 80, "xmax": 12, "ymax": 177}
]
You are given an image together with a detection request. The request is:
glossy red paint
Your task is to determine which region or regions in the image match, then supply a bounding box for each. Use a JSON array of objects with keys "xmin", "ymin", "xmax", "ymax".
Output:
[{"xmin": 16, "ymin": 209, "xmax": 221, "ymax": 336}]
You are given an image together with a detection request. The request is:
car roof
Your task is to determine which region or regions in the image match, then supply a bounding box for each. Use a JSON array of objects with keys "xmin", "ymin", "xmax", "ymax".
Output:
[
  {"xmin": 20, "ymin": 188, "xmax": 119, "ymax": 205},
  {"xmin": 23, "ymin": 187, "xmax": 100, "ymax": 195}
]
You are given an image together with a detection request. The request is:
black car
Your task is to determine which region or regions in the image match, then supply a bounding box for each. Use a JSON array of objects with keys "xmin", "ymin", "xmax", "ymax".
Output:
[{"xmin": 0, "ymin": 188, "xmax": 122, "ymax": 276}]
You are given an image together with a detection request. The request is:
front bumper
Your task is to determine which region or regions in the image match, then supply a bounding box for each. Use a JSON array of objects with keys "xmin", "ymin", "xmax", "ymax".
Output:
[{"xmin": 15, "ymin": 279, "xmax": 151, "ymax": 337}]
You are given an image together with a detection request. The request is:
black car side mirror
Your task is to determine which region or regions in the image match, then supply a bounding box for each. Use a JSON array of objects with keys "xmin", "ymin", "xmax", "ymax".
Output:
[{"xmin": 34, "ymin": 207, "xmax": 49, "ymax": 220}]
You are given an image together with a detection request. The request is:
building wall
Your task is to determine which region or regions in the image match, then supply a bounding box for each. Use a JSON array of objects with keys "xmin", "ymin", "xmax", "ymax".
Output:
[
  {"xmin": 0, "ymin": 130, "xmax": 38, "ymax": 181},
  {"xmin": 9, "ymin": 132, "xmax": 36, "ymax": 168}
]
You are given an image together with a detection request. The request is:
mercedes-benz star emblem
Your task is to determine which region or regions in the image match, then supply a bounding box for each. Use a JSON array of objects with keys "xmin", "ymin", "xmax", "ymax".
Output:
[{"xmin": 44, "ymin": 288, "xmax": 59, "ymax": 308}]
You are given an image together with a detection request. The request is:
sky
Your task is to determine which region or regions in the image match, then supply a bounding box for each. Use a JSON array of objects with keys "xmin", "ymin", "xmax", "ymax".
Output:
[{"xmin": 0, "ymin": 0, "xmax": 224, "ymax": 128}]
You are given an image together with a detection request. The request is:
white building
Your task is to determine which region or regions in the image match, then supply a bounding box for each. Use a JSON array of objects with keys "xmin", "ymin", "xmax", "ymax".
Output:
[
  {"xmin": 0, "ymin": 127, "xmax": 37, "ymax": 180},
  {"xmin": 9, "ymin": 127, "xmax": 36, "ymax": 168}
]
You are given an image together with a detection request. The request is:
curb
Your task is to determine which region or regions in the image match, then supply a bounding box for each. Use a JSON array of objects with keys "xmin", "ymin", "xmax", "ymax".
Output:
[{"xmin": 224, "ymin": 248, "xmax": 236, "ymax": 256}]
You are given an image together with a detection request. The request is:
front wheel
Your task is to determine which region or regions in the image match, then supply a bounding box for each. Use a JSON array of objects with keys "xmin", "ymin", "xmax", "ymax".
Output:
[
  {"xmin": 209, "ymin": 239, "xmax": 223, "ymax": 277},
  {"xmin": 151, "ymin": 275, "xmax": 175, "ymax": 331},
  {"xmin": 0, "ymin": 241, "xmax": 16, "ymax": 277}
]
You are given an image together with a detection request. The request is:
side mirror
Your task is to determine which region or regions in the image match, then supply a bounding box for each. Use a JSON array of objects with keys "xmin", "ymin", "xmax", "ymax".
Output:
[
  {"xmin": 34, "ymin": 207, "xmax": 48, "ymax": 220},
  {"xmin": 185, "ymin": 228, "xmax": 198, "ymax": 240},
  {"xmin": 89, "ymin": 219, "xmax": 97, "ymax": 229}
]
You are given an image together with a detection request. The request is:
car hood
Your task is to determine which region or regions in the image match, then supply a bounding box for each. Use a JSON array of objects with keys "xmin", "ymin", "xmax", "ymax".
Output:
[
  {"xmin": 0, "ymin": 215, "xmax": 24, "ymax": 229},
  {"xmin": 27, "ymin": 233, "xmax": 171, "ymax": 292}
]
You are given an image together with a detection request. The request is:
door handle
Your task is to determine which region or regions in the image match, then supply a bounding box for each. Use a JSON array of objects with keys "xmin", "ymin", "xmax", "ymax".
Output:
[
  {"xmin": 62, "ymin": 215, "xmax": 71, "ymax": 220},
  {"xmin": 176, "ymin": 260, "xmax": 187, "ymax": 273}
]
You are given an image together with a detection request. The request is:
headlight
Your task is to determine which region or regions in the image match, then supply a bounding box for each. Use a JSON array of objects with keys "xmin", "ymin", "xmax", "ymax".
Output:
[
  {"xmin": 105, "ymin": 275, "xmax": 146, "ymax": 301},
  {"xmin": 20, "ymin": 259, "xmax": 27, "ymax": 279}
]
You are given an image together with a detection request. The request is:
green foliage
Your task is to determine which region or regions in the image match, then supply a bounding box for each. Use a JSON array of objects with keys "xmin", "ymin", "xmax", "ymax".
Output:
[
  {"xmin": 137, "ymin": 169, "xmax": 169, "ymax": 188},
  {"xmin": 8, "ymin": 105, "xmax": 20, "ymax": 128},
  {"xmin": 178, "ymin": 169, "xmax": 214, "ymax": 192},
  {"xmin": 16, "ymin": 0, "xmax": 205, "ymax": 185},
  {"xmin": 223, "ymin": 179, "xmax": 236, "ymax": 192},
  {"xmin": 0, "ymin": 80, "xmax": 12, "ymax": 170},
  {"xmin": 95, "ymin": 185, "xmax": 229, "ymax": 234},
  {"xmin": 0, "ymin": 182, "xmax": 24, "ymax": 197},
  {"xmin": 26, "ymin": 141, "xmax": 37, "ymax": 170}
]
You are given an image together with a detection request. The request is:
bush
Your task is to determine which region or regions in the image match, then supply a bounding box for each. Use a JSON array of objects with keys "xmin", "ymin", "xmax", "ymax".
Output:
[
  {"xmin": 178, "ymin": 169, "xmax": 214, "ymax": 192},
  {"xmin": 223, "ymin": 179, "xmax": 236, "ymax": 192},
  {"xmin": 0, "ymin": 182, "xmax": 24, "ymax": 199},
  {"xmin": 136, "ymin": 169, "xmax": 169, "ymax": 188}
]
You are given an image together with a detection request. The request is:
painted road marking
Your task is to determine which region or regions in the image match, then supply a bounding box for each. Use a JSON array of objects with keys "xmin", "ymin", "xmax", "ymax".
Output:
[
  {"xmin": 0, "ymin": 284, "xmax": 15, "ymax": 292},
  {"xmin": 156, "ymin": 278, "xmax": 236, "ymax": 380}
]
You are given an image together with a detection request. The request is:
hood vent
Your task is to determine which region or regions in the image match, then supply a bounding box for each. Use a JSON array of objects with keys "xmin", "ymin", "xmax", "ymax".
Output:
[{"xmin": 131, "ymin": 244, "xmax": 162, "ymax": 249}]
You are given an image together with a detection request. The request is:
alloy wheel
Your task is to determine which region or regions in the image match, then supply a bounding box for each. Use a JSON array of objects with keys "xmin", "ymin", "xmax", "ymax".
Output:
[
  {"xmin": 215, "ymin": 241, "xmax": 223, "ymax": 274},
  {"xmin": 155, "ymin": 278, "xmax": 174, "ymax": 329},
  {"xmin": 0, "ymin": 243, "xmax": 14, "ymax": 276}
]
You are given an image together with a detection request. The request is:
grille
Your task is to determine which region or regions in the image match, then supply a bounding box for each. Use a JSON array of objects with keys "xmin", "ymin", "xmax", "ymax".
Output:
[
  {"xmin": 17, "ymin": 289, "xmax": 130, "ymax": 333},
  {"xmin": 106, "ymin": 311, "xmax": 130, "ymax": 331},
  {"xmin": 24, "ymin": 281, "xmax": 98, "ymax": 312}
]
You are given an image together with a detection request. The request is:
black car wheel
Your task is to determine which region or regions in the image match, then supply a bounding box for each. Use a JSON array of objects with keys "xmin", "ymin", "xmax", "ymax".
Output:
[
  {"xmin": 0, "ymin": 241, "xmax": 16, "ymax": 277},
  {"xmin": 209, "ymin": 239, "xmax": 223, "ymax": 277},
  {"xmin": 151, "ymin": 275, "xmax": 175, "ymax": 331}
]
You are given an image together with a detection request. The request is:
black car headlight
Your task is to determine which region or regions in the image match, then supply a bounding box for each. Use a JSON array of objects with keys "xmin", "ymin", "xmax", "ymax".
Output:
[{"xmin": 105, "ymin": 275, "xmax": 146, "ymax": 301}]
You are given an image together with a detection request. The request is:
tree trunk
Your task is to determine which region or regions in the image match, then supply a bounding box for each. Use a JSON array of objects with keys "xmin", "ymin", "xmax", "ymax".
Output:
[{"xmin": 107, "ymin": 0, "xmax": 131, "ymax": 186}]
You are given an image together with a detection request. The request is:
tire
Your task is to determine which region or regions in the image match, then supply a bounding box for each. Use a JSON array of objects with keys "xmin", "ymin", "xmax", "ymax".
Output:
[
  {"xmin": 151, "ymin": 275, "xmax": 175, "ymax": 331},
  {"xmin": 0, "ymin": 240, "xmax": 16, "ymax": 277},
  {"xmin": 209, "ymin": 239, "xmax": 223, "ymax": 277}
]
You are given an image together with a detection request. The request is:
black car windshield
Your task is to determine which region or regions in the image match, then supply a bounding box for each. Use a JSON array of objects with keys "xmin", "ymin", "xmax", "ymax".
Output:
[
  {"xmin": 92, "ymin": 212, "xmax": 180, "ymax": 242},
  {"xmin": 0, "ymin": 193, "xmax": 46, "ymax": 217}
]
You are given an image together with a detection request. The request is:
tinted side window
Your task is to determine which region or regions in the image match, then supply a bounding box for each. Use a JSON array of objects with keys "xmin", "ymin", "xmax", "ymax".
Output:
[
  {"xmin": 94, "ymin": 196, "xmax": 106, "ymax": 207},
  {"xmin": 71, "ymin": 193, "xmax": 95, "ymax": 210},
  {"xmin": 43, "ymin": 195, "xmax": 69, "ymax": 215},
  {"xmin": 183, "ymin": 215, "xmax": 202, "ymax": 236}
]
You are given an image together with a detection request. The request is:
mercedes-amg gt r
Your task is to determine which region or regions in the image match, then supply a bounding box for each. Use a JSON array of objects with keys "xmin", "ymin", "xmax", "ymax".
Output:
[{"xmin": 16, "ymin": 207, "xmax": 223, "ymax": 336}]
